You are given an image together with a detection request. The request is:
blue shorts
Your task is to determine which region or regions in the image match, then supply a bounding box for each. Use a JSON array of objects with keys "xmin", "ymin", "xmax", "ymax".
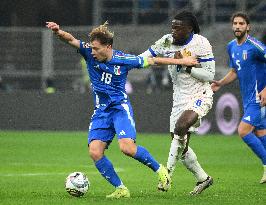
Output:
[
  {"xmin": 242, "ymin": 103, "xmax": 266, "ymax": 130},
  {"xmin": 88, "ymin": 102, "xmax": 136, "ymax": 145}
]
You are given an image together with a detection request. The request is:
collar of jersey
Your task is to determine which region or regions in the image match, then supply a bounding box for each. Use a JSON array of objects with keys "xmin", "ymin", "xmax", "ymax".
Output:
[{"xmin": 173, "ymin": 32, "xmax": 194, "ymax": 46}]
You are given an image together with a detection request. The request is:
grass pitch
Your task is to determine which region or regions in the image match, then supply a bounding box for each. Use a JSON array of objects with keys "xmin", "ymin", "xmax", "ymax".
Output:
[{"xmin": 0, "ymin": 131, "xmax": 265, "ymax": 205}]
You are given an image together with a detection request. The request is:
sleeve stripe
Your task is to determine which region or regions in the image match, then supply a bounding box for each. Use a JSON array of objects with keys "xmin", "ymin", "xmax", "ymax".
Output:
[
  {"xmin": 114, "ymin": 55, "xmax": 138, "ymax": 60},
  {"xmin": 198, "ymin": 58, "xmax": 215, "ymax": 62},
  {"xmin": 148, "ymin": 47, "xmax": 157, "ymax": 57},
  {"xmin": 247, "ymin": 38, "xmax": 265, "ymax": 52}
]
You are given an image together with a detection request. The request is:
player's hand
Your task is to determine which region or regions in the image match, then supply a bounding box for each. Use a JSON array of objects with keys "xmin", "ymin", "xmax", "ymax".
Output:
[
  {"xmin": 179, "ymin": 56, "xmax": 198, "ymax": 66},
  {"xmin": 46, "ymin": 22, "xmax": 60, "ymax": 33},
  {"xmin": 258, "ymin": 87, "xmax": 266, "ymax": 107},
  {"xmin": 210, "ymin": 80, "xmax": 221, "ymax": 92},
  {"xmin": 174, "ymin": 51, "xmax": 182, "ymax": 59}
]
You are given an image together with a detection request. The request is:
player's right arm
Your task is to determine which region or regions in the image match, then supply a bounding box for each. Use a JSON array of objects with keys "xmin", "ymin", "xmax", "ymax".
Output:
[
  {"xmin": 147, "ymin": 56, "xmax": 198, "ymax": 67},
  {"xmin": 46, "ymin": 22, "xmax": 80, "ymax": 49},
  {"xmin": 211, "ymin": 69, "xmax": 237, "ymax": 92}
]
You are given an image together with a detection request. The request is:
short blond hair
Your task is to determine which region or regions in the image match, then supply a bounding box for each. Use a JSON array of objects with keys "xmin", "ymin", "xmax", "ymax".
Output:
[{"xmin": 89, "ymin": 21, "xmax": 114, "ymax": 45}]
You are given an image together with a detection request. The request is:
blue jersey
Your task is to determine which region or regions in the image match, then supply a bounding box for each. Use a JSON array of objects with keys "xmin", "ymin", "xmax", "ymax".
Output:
[
  {"xmin": 79, "ymin": 41, "xmax": 146, "ymax": 110},
  {"xmin": 227, "ymin": 35, "xmax": 266, "ymax": 108}
]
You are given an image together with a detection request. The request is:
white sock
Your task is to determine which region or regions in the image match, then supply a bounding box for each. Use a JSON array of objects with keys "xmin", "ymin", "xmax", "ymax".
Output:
[
  {"xmin": 167, "ymin": 134, "xmax": 187, "ymax": 177},
  {"xmin": 181, "ymin": 146, "xmax": 208, "ymax": 182}
]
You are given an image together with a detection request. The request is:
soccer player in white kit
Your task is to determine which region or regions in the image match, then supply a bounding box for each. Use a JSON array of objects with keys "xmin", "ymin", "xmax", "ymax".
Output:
[{"xmin": 140, "ymin": 11, "xmax": 215, "ymax": 195}]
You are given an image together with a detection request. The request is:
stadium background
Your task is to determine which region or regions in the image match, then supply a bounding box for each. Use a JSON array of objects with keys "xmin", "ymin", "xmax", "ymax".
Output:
[{"xmin": 0, "ymin": 0, "xmax": 265, "ymax": 135}]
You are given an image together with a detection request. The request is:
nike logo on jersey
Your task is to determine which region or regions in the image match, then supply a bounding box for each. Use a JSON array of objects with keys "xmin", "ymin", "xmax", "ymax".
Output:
[{"xmin": 244, "ymin": 116, "xmax": 251, "ymax": 121}]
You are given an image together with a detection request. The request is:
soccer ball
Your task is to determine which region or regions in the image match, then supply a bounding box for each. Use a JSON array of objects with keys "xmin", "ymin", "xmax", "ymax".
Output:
[{"xmin": 65, "ymin": 172, "xmax": 90, "ymax": 197}]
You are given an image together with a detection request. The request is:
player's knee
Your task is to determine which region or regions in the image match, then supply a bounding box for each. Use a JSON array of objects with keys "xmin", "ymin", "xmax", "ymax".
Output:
[
  {"xmin": 175, "ymin": 122, "xmax": 188, "ymax": 136},
  {"xmin": 237, "ymin": 126, "xmax": 249, "ymax": 138},
  {"xmin": 119, "ymin": 141, "xmax": 136, "ymax": 157},
  {"xmin": 89, "ymin": 147, "xmax": 103, "ymax": 161}
]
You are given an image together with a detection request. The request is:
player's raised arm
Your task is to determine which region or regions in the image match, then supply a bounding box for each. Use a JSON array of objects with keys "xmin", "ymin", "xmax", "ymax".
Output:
[
  {"xmin": 147, "ymin": 56, "xmax": 198, "ymax": 67},
  {"xmin": 46, "ymin": 22, "xmax": 80, "ymax": 49}
]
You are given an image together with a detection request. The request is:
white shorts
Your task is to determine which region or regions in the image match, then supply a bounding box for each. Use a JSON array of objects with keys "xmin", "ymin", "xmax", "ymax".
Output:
[{"xmin": 170, "ymin": 88, "xmax": 213, "ymax": 133}]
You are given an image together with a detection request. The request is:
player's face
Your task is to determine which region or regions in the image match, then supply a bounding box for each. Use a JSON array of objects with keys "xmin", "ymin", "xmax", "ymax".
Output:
[
  {"xmin": 90, "ymin": 40, "xmax": 112, "ymax": 62},
  {"xmin": 171, "ymin": 20, "xmax": 193, "ymax": 45},
  {"xmin": 232, "ymin": 17, "xmax": 250, "ymax": 40}
]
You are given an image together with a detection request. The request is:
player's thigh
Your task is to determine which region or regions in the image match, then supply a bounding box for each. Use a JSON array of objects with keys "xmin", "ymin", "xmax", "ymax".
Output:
[
  {"xmin": 170, "ymin": 104, "xmax": 183, "ymax": 133},
  {"xmin": 186, "ymin": 92, "xmax": 213, "ymax": 119},
  {"xmin": 241, "ymin": 103, "xmax": 263, "ymax": 128},
  {"xmin": 88, "ymin": 110, "xmax": 116, "ymax": 145},
  {"xmin": 238, "ymin": 121, "xmax": 254, "ymax": 137},
  {"xmin": 113, "ymin": 103, "xmax": 137, "ymax": 141},
  {"xmin": 176, "ymin": 110, "xmax": 199, "ymax": 127}
]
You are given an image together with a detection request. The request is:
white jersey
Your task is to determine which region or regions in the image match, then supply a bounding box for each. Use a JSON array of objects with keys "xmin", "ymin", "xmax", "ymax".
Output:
[
  {"xmin": 144, "ymin": 33, "xmax": 214, "ymax": 99},
  {"xmin": 141, "ymin": 33, "xmax": 215, "ymax": 132}
]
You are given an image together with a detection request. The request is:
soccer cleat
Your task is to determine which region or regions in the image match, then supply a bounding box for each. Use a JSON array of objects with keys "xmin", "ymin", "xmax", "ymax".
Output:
[
  {"xmin": 260, "ymin": 172, "xmax": 266, "ymax": 184},
  {"xmin": 106, "ymin": 187, "xmax": 130, "ymax": 199},
  {"xmin": 157, "ymin": 165, "xmax": 171, "ymax": 191},
  {"xmin": 190, "ymin": 176, "xmax": 213, "ymax": 195}
]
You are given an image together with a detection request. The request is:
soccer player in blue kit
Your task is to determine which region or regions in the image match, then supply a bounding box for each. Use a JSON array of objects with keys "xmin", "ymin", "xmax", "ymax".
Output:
[
  {"xmin": 211, "ymin": 12, "xmax": 266, "ymax": 183},
  {"xmin": 46, "ymin": 21, "xmax": 198, "ymax": 198}
]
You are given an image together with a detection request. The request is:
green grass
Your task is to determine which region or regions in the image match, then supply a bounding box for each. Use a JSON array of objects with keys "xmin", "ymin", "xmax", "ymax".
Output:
[{"xmin": 0, "ymin": 131, "xmax": 265, "ymax": 205}]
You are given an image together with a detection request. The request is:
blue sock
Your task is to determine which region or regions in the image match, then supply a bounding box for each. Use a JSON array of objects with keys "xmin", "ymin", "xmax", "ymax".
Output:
[
  {"xmin": 242, "ymin": 132, "xmax": 266, "ymax": 165},
  {"xmin": 95, "ymin": 156, "xmax": 122, "ymax": 187},
  {"xmin": 258, "ymin": 135, "xmax": 266, "ymax": 150},
  {"xmin": 133, "ymin": 146, "xmax": 160, "ymax": 172}
]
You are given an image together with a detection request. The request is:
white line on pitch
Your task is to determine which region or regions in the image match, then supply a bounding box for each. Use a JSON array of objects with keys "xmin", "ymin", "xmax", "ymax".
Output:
[{"xmin": 0, "ymin": 168, "xmax": 125, "ymax": 177}]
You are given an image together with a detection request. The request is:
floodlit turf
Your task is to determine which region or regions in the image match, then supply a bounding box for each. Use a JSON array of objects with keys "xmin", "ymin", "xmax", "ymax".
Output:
[{"xmin": 0, "ymin": 131, "xmax": 265, "ymax": 205}]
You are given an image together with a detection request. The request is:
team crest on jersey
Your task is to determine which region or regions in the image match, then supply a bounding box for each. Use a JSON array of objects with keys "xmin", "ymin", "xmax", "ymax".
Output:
[
  {"xmin": 182, "ymin": 48, "xmax": 192, "ymax": 57},
  {"xmin": 242, "ymin": 50, "xmax": 248, "ymax": 60},
  {"xmin": 114, "ymin": 65, "xmax": 121, "ymax": 75}
]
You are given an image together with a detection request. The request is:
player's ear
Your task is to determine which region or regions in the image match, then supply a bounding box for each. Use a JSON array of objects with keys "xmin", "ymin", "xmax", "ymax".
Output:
[{"xmin": 247, "ymin": 24, "xmax": 250, "ymax": 33}]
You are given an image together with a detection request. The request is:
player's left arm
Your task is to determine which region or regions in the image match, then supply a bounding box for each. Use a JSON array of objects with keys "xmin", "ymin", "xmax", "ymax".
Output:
[
  {"xmin": 185, "ymin": 54, "xmax": 215, "ymax": 82},
  {"xmin": 185, "ymin": 37, "xmax": 215, "ymax": 82}
]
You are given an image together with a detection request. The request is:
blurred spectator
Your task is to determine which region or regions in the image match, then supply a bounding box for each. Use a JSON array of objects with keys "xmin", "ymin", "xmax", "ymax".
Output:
[
  {"xmin": 44, "ymin": 78, "xmax": 56, "ymax": 94},
  {"xmin": 146, "ymin": 66, "xmax": 171, "ymax": 94},
  {"xmin": 173, "ymin": 0, "xmax": 188, "ymax": 9},
  {"xmin": 191, "ymin": 0, "xmax": 201, "ymax": 14},
  {"xmin": 73, "ymin": 58, "xmax": 90, "ymax": 93},
  {"xmin": 138, "ymin": 0, "xmax": 153, "ymax": 12},
  {"xmin": 0, "ymin": 76, "xmax": 4, "ymax": 90}
]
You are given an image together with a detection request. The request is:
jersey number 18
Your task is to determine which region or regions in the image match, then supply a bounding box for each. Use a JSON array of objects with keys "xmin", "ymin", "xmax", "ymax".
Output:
[{"xmin": 101, "ymin": 72, "xmax": 112, "ymax": 84}]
